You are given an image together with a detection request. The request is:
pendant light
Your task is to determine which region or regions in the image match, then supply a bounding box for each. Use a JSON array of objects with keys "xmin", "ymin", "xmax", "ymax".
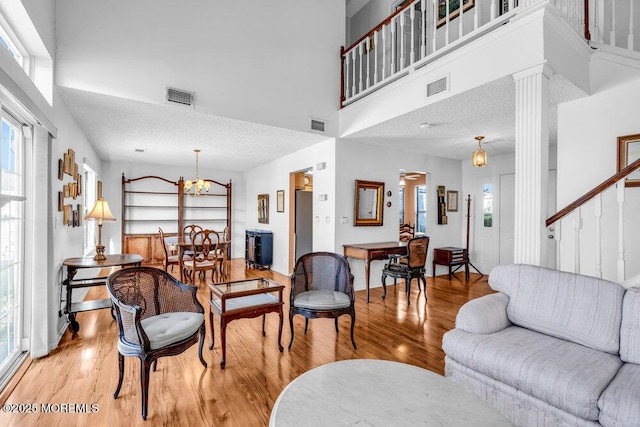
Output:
[{"xmin": 472, "ymin": 136, "xmax": 487, "ymax": 167}]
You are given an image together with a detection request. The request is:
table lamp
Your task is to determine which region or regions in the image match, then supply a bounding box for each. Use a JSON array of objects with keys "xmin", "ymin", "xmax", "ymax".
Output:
[{"xmin": 84, "ymin": 197, "xmax": 116, "ymax": 260}]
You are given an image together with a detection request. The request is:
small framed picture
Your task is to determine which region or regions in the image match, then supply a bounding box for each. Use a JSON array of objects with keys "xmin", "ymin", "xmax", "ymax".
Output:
[
  {"xmin": 277, "ymin": 190, "xmax": 285, "ymax": 213},
  {"xmin": 447, "ymin": 190, "xmax": 459, "ymax": 212}
]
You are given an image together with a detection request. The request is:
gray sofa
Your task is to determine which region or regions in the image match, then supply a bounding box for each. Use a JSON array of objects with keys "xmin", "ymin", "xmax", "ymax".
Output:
[{"xmin": 442, "ymin": 264, "xmax": 640, "ymax": 426}]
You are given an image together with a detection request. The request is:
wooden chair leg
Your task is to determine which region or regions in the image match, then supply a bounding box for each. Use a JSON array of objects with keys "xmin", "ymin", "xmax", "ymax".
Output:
[
  {"xmin": 304, "ymin": 318, "xmax": 309, "ymax": 334},
  {"xmin": 209, "ymin": 309, "xmax": 215, "ymax": 350},
  {"xmin": 349, "ymin": 312, "xmax": 357, "ymax": 350},
  {"xmin": 152, "ymin": 360, "xmax": 157, "ymax": 372},
  {"xmin": 140, "ymin": 358, "xmax": 152, "ymax": 420},
  {"xmin": 198, "ymin": 324, "xmax": 207, "ymax": 368},
  {"xmin": 381, "ymin": 274, "xmax": 387, "ymax": 299},
  {"xmin": 288, "ymin": 313, "xmax": 295, "ymax": 350},
  {"xmin": 114, "ymin": 353, "xmax": 124, "ymax": 399},
  {"xmin": 262, "ymin": 314, "xmax": 266, "ymax": 337},
  {"xmin": 334, "ymin": 318, "xmax": 339, "ymax": 334}
]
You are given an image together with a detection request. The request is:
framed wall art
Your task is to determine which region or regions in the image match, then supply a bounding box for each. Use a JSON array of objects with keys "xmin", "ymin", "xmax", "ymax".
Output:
[{"xmin": 617, "ymin": 133, "xmax": 640, "ymax": 187}]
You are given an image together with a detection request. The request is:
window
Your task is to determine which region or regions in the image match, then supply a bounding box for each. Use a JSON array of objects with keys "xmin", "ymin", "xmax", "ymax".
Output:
[
  {"xmin": 415, "ymin": 185, "xmax": 426, "ymax": 233},
  {"xmin": 0, "ymin": 114, "xmax": 24, "ymax": 381},
  {"xmin": 0, "ymin": 18, "xmax": 26, "ymax": 71},
  {"xmin": 483, "ymin": 183, "xmax": 493, "ymax": 227},
  {"xmin": 83, "ymin": 163, "xmax": 97, "ymax": 255}
]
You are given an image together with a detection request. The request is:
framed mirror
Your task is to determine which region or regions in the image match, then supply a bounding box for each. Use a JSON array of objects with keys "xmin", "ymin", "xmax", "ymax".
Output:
[
  {"xmin": 617, "ymin": 134, "xmax": 640, "ymax": 187},
  {"xmin": 258, "ymin": 194, "xmax": 269, "ymax": 223},
  {"xmin": 354, "ymin": 180, "xmax": 384, "ymax": 226}
]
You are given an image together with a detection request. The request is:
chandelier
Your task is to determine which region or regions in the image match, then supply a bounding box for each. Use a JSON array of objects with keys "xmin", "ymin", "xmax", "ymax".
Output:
[
  {"xmin": 184, "ymin": 149, "xmax": 210, "ymax": 196},
  {"xmin": 472, "ymin": 136, "xmax": 487, "ymax": 167}
]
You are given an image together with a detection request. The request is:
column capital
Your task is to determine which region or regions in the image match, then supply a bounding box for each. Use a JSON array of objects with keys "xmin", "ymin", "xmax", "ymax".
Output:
[{"xmin": 512, "ymin": 63, "xmax": 555, "ymax": 82}]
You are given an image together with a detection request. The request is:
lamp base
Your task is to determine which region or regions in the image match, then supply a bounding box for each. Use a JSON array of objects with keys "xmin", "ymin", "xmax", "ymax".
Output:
[{"xmin": 93, "ymin": 244, "xmax": 107, "ymax": 261}]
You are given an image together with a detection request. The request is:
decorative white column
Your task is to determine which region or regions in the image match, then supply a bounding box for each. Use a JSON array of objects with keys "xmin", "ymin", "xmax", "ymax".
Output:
[{"xmin": 512, "ymin": 64, "xmax": 552, "ymax": 266}]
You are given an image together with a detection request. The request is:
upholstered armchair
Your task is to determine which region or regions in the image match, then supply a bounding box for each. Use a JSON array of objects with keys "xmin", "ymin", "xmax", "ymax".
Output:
[
  {"xmin": 106, "ymin": 267, "xmax": 207, "ymax": 420},
  {"xmin": 289, "ymin": 252, "xmax": 357, "ymax": 350}
]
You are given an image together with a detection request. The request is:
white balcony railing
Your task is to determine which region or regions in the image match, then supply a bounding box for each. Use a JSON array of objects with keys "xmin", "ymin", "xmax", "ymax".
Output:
[{"xmin": 341, "ymin": 0, "xmax": 638, "ymax": 107}]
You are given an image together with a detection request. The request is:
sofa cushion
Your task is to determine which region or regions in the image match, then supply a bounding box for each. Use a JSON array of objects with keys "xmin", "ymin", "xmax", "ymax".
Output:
[
  {"xmin": 620, "ymin": 286, "xmax": 640, "ymax": 364},
  {"xmin": 293, "ymin": 290, "xmax": 351, "ymax": 310},
  {"xmin": 489, "ymin": 264, "xmax": 624, "ymax": 354},
  {"xmin": 455, "ymin": 293, "xmax": 512, "ymax": 334},
  {"xmin": 598, "ymin": 363, "xmax": 640, "ymax": 427},
  {"xmin": 442, "ymin": 326, "xmax": 623, "ymax": 421},
  {"xmin": 138, "ymin": 312, "xmax": 203, "ymax": 350}
]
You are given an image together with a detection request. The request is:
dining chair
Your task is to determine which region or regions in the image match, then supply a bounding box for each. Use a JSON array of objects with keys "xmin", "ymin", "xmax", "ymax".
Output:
[
  {"xmin": 399, "ymin": 223, "xmax": 415, "ymax": 242},
  {"xmin": 158, "ymin": 227, "xmax": 189, "ymax": 273},
  {"xmin": 381, "ymin": 235, "xmax": 430, "ymax": 305},
  {"xmin": 106, "ymin": 267, "xmax": 207, "ymax": 420},
  {"xmin": 288, "ymin": 252, "xmax": 356, "ymax": 350},
  {"xmin": 183, "ymin": 229, "xmax": 218, "ymax": 284},
  {"xmin": 182, "ymin": 224, "xmax": 203, "ymax": 257}
]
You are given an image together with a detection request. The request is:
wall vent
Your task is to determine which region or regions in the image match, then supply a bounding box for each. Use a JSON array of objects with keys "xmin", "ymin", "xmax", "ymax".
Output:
[
  {"xmin": 310, "ymin": 119, "xmax": 326, "ymax": 132},
  {"xmin": 166, "ymin": 87, "xmax": 194, "ymax": 107},
  {"xmin": 426, "ymin": 77, "xmax": 448, "ymax": 97}
]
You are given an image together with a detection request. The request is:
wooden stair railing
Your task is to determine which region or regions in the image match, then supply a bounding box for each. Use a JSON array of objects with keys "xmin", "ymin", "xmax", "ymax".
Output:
[{"xmin": 546, "ymin": 157, "xmax": 640, "ymax": 227}]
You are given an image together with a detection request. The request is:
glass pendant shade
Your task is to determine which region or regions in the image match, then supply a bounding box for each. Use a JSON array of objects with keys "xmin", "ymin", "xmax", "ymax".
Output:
[
  {"xmin": 184, "ymin": 149, "xmax": 211, "ymax": 196},
  {"xmin": 472, "ymin": 136, "xmax": 487, "ymax": 167}
]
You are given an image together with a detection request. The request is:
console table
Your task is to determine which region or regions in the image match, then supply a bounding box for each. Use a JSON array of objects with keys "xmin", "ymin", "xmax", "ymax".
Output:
[
  {"xmin": 62, "ymin": 254, "xmax": 143, "ymax": 334},
  {"xmin": 343, "ymin": 242, "xmax": 407, "ymax": 303},
  {"xmin": 432, "ymin": 247, "xmax": 469, "ymax": 280}
]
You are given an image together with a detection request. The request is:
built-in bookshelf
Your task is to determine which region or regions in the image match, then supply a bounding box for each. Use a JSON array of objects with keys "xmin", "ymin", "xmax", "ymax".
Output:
[{"xmin": 121, "ymin": 174, "xmax": 232, "ymax": 264}]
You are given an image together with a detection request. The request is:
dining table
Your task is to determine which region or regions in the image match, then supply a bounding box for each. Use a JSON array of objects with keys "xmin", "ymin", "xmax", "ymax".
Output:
[{"xmin": 166, "ymin": 234, "xmax": 230, "ymax": 282}]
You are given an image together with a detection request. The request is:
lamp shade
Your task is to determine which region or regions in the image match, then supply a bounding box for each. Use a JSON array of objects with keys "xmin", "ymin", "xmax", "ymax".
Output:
[{"xmin": 84, "ymin": 198, "xmax": 116, "ymax": 222}]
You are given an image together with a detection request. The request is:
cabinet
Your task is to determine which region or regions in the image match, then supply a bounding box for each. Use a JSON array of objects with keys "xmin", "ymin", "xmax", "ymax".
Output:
[
  {"xmin": 122, "ymin": 174, "xmax": 232, "ymax": 264},
  {"xmin": 245, "ymin": 229, "xmax": 273, "ymax": 269},
  {"xmin": 432, "ymin": 247, "xmax": 468, "ymax": 280}
]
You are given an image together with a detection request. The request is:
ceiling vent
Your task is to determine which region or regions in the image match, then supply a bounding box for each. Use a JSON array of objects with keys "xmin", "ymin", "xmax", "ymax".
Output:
[
  {"xmin": 426, "ymin": 76, "xmax": 448, "ymax": 97},
  {"xmin": 310, "ymin": 119, "xmax": 326, "ymax": 133},
  {"xmin": 166, "ymin": 87, "xmax": 194, "ymax": 107}
]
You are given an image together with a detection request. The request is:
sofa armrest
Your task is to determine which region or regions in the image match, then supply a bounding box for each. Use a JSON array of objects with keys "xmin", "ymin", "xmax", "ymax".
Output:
[{"xmin": 455, "ymin": 293, "xmax": 511, "ymax": 334}]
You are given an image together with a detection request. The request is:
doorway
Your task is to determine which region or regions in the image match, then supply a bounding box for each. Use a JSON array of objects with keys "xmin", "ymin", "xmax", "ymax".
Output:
[{"xmin": 289, "ymin": 170, "xmax": 313, "ymax": 271}]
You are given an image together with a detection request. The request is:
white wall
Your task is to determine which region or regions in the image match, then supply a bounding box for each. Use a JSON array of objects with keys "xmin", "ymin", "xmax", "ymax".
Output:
[
  {"xmin": 49, "ymin": 88, "xmax": 103, "ymax": 349},
  {"xmin": 335, "ymin": 139, "xmax": 462, "ymax": 291},
  {"xmin": 101, "ymin": 160, "xmax": 246, "ymax": 259},
  {"xmin": 55, "ymin": 0, "xmax": 346, "ymax": 137},
  {"xmin": 244, "ymin": 138, "xmax": 337, "ymax": 275},
  {"xmin": 557, "ymin": 55, "xmax": 640, "ymax": 281}
]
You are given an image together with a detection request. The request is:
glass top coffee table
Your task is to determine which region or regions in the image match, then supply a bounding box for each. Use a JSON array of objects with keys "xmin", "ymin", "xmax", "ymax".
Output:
[
  {"xmin": 270, "ymin": 359, "xmax": 513, "ymax": 426},
  {"xmin": 208, "ymin": 277, "xmax": 284, "ymax": 368}
]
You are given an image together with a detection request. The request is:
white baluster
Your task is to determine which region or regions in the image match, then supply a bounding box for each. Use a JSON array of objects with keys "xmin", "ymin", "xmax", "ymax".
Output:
[
  {"xmin": 410, "ymin": 6, "xmax": 416, "ymax": 64},
  {"xmin": 594, "ymin": 193, "xmax": 602, "ymax": 278},
  {"xmin": 432, "ymin": 0, "xmax": 437, "ymax": 53},
  {"xmin": 629, "ymin": 0, "xmax": 634, "ymax": 50},
  {"xmin": 391, "ymin": 18, "xmax": 396, "ymax": 75},
  {"xmin": 351, "ymin": 50, "xmax": 357, "ymax": 97},
  {"xmin": 358, "ymin": 43, "xmax": 363, "ymax": 93},
  {"xmin": 382, "ymin": 24, "xmax": 387, "ymax": 80},
  {"xmin": 490, "ymin": 0, "xmax": 497, "ymax": 20},
  {"xmin": 459, "ymin": 0, "xmax": 464, "ymax": 39},
  {"xmin": 473, "ymin": 0, "xmax": 479, "ymax": 30},
  {"xmin": 617, "ymin": 180, "xmax": 625, "ymax": 282},
  {"xmin": 610, "ymin": 0, "xmax": 616, "ymax": 47},
  {"xmin": 365, "ymin": 37, "xmax": 371, "ymax": 89},
  {"xmin": 445, "ymin": 0, "xmax": 450, "ymax": 46},
  {"xmin": 589, "ymin": 0, "xmax": 598, "ymax": 42},
  {"xmin": 421, "ymin": 0, "xmax": 427, "ymax": 57},
  {"xmin": 399, "ymin": 12, "xmax": 406, "ymax": 69},
  {"xmin": 373, "ymin": 31, "xmax": 379, "ymax": 84},
  {"xmin": 508, "ymin": 0, "xmax": 515, "ymax": 12},
  {"xmin": 597, "ymin": 0, "xmax": 605, "ymax": 43},
  {"xmin": 573, "ymin": 208, "xmax": 582, "ymax": 274},
  {"xmin": 345, "ymin": 52, "xmax": 351, "ymax": 99},
  {"xmin": 555, "ymin": 221, "xmax": 562, "ymax": 271}
]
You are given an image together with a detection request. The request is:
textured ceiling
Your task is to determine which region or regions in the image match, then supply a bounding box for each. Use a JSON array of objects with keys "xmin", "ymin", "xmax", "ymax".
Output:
[
  {"xmin": 58, "ymin": 87, "xmax": 331, "ymax": 171},
  {"xmin": 345, "ymin": 74, "xmax": 587, "ymax": 161}
]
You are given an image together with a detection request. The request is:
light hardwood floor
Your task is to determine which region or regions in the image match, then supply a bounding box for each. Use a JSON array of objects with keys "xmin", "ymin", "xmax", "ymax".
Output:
[{"xmin": 0, "ymin": 260, "xmax": 492, "ymax": 426}]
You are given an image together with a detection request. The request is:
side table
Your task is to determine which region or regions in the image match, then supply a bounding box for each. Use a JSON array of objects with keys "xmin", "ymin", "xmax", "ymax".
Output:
[
  {"xmin": 432, "ymin": 247, "xmax": 469, "ymax": 280},
  {"xmin": 62, "ymin": 254, "xmax": 143, "ymax": 334},
  {"xmin": 208, "ymin": 277, "xmax": 284, "ymax": 368}
]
